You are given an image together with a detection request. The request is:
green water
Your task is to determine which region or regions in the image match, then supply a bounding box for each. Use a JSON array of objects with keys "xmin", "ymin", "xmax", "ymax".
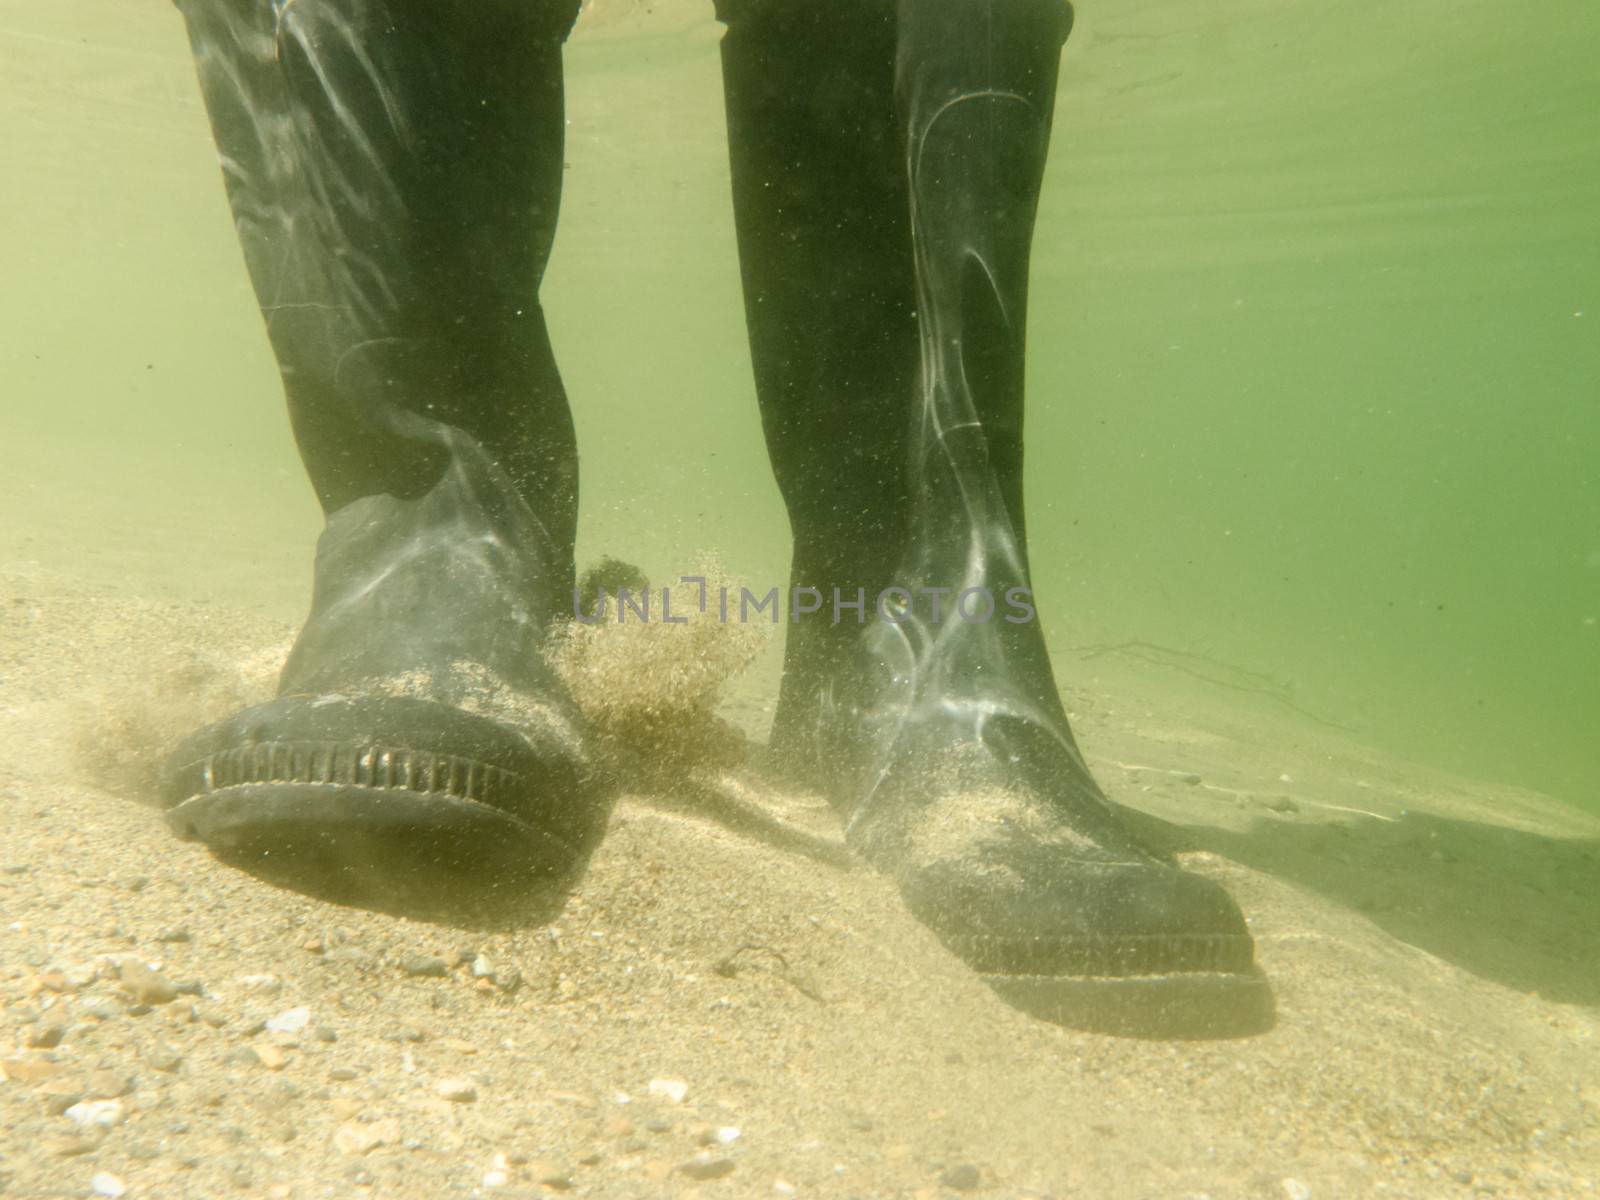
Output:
[{"xmin": 2, "ymin": 0, "xmax": 1596, "ymax": 808}]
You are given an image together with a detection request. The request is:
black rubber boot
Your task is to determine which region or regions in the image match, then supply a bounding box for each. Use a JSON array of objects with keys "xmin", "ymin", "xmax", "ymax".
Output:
[
  {"xmin": 720, "ymin": 0, "xmax": 1269, "ymax": 1036},
  {"xmin": 161, "ymin": 0, "xmax": 607, "ymax": 915}
]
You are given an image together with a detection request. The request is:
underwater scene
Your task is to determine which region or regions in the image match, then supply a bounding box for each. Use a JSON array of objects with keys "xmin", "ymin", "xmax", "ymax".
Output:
[{"xmin": 1, "ymin": 0, "xmax": 1596, "ymax": 1196}]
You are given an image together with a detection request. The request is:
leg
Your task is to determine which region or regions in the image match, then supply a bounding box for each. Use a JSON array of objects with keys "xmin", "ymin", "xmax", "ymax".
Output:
[
  {"xmin": 159, "ymin": 0, "xmax": 606, "ymax": 911},
  {"xmin": 720, "ymin": 0, "xmax": 1266, "ymax": 1035}
]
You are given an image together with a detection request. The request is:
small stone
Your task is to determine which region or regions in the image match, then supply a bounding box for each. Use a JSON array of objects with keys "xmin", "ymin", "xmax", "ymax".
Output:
[
  {"xmin": 147, "ymin": 1044, "xmax": 183, "ymax": 1073},
  {"xmin": 237, "ymin": 974, "xmax": 283, "ymax": 995},
  {"xmin": 26, "ymin": 1022, "xmax": 66, "ymax": 1048},
  {"xmin": 549, "ymin": 1090, "xmax": 597, "ymax": 1109},
  {"xmin": 1266, "ymin": 795, "xmax": 1299, "ymax": 814},
  {"xmin": 534, "ymin": 1164, "xmax": 575, "ymax": 1191},
  {"xmin": 333, "ymin": 1119, "xmax": 399, "ymax": 1156},
  {"xmin": 648, "ymin": 1077, "xmax": 689, "ymax": 1104},
  {"xmin": 1181, "ymin": 772, "xmax": 1203, "ymax": 785},
  {"xmin": 51, "ymin": 1132, "xmax": 104, "ymax": 1157},
  {"xmin": 316, "ymin": 1026, "xmax": 339, "ymax": 1043},
  {"xmin": 1282, "ymin": 1180, "xmax": 1311, "ymax": 1200},
  {"xmin": 123, "ymin": 875, "xmax": 150, "ymax": 892},
  {"xmin": 493, "ymin": 968, "xmax": 523, "ymax": 993},
  {"xmin": 79, "ymin": 997, "xmax": 120, "ymax": 1020},
  {"xmin": 677, "ymin": 1156, "xmax": 736, "ymax": 1181},
  {"xmin": 383, "ymin": 1025, "xmax": 426, "ymax": 1043},
  {"xmin": 156, "ymin": 929, "xmax": 192, "ymax": 943},
  {"xmin": 323, "ymin": 947, "xmax": 372, "ymax": 969},
  {"xmin": 91, "ymin": 1171, "xmax": 128, "ymax": 1197},
  {"xmin": 64, "ymin": 1098, "xmax": 124, "ymax": 1130},
  {"xmin": 85, "ymin": 1069, "xmax": 133, "ymax": 1099},
  {"xmin": 940, "ymin": 1163, "xmax": 981, "ymax": 1191},
  {"xmin": 403, "ymin": 956, "xmax": 449, "ymax": 978},
  {"xmin": 646, "ymin": 1118, "xmax": 673, "ymax": 1134},
  {"xmin": 330, "ymin": 1067, "xmax": 359, "ymax": 1082},
  {"xmin": 267, "ymin": 1007, "xmax": 311, "ymax": 1036},
  {"xmin": 440, "ymin": 1037, "xmax": 478, "ymax": 1055},
  {"xmin": 127, "ymin": 1142, "xmax": 162, "ymax": 1160},
  {"xmin": 255, "ymin": 1044, "xmax": 288, "ymax": 1070},
  {"xmin": 2, "ymin": 863, "xmax": 28, "ymax": 875},
  {"xmin": 119, "ymin": 960, "xmax": 178, "ymax": 1005},
  {"xmin": 59, "ymin": 962, "xmax": 99, "ymax": 989},
  {"xmin": 2, "ymin": 1055, "xmax": 64, "ymax": 1084},
  {"xmin": 39, "ymin": 1075, "xmax": 86, "ymax": 1114},
  {"xmin": 435, "ymin": 1077, "xmax": 477, "ymax": 1103},
  {"xmin": 471, "ymin": 955, "xmax": 494, "ymax": 978}
]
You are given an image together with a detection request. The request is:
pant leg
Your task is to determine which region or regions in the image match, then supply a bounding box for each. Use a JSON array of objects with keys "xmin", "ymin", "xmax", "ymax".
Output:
[{"xmin": 176, "ymin": 0, "xmax": 583, "ymax": 616}]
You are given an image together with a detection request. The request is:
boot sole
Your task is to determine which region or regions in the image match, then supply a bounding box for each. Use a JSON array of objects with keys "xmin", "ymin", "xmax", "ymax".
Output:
[
  {"xmin": 984, "ymin": 966, "xmax": 1274, "ymax": 1039},
  {"xmin": 161, "ymin": 695, "xmax": 603, "ymax": 914}
]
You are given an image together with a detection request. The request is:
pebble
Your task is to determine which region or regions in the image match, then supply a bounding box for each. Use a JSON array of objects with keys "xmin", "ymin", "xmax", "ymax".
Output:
[
  {"xmin": 549, "ymin": 1090, "xmax": 597, "ymax": 1110},
  {"xmin": 147, "ymin": 1044, "xmax": 184, "ymax": 1073},
  {"xmin": 1, "ymin": 1055, "xmax": 63, "ymax": 1084},
  {"xmin": 40, "ymin": 1076, "xmax": 86, "ymax": 1114},
  {"xmin": 435, "ymin": 1077, "xmax": 478, "ymax": 1103},
  {"xmin": 64, "ymin": 1099, "xmax": 124, "ymax": 1130},
  {"xmin": 119, "ymin": 960, "xmax": 178, "ymax": 1005},
  {"xmin": 404, "ymin": 955, "xmax": 449, "ymax": 978},
  {"xmin": 26, "ymin": 1021, "xmax": 66, "ymax": 1048},
  {"xmin": 59, "ymin": 961, "xmax": 99, "ymax": 989},
  {"xmin": 79, "ymin": 997, "xmax": 120, "ymax": 1020},
  {"xmin": 333, "ymin": 1118, "xmax": 399, "ymax": 1155},
  {"xmin": 237, "ymin": 974, "xmax": 283, "ymax": 995},
  {"xmin": 648, "ymin": 1077, "xmax": 689, "ymax": 1104},
  {"xmin": 156, "ymin": 928, "xmax": 192, "ymax": 943},
  {"xmin": 51, "ymin": 1133, "xmax": 104, "ymax": 1157},
  {"xmin": 533, "ymin": 1162, "xmax": 575, "ymax": 1190},
  {"xmin": 90, "ymin": 1171, "xmax": 127, "ymax": 1198},
  {"xmin": 1282, "ymin": 1180, "xmax": 1311, "ymax": 1200},
  {"xmin": 471, "ymin": 955, "xmax": 495, "ymax": 978},
  {"xmin": 493, "ymin": 968, "xmax": 523, "ymax": 993},
  {"xmin": 940, "ymin": 1163, "xmax": 981, "ymax": 1191},
  {"xmin": 267, "ymin": 1007, "xmax": 312, "ymax": 1036},
  {"xmin": 255, "ymin": 1044, "xmax": 289, "ymax": 1071},
  {"xmin": 85, "ymin": 1070, "xmax": 133, "ymax": 1099},
  {"xmin": 677, "ymin": 1156, "xmax": 736, "ymax": 1181},
  {"xmin": 330, "ymin": 1067, "xmax": 359, "ymax": 1082},
  {"xmin": 316, "ymin": 1025, "xmax": 339, "ymax": 1043}
]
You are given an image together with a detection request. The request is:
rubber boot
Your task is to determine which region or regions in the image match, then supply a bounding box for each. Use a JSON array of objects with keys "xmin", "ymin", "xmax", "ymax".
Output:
[
  {"xmin": 719, "ymin": 0, "xmax": 1269, "ymax": 1036},
  {"xmin": 160, "ymin": 0, "xmax": 607, "ymax": 914}
]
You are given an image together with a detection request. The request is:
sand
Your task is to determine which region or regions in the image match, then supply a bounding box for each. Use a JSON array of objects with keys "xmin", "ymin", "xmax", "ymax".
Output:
[{"xmin": 1, "ymin": 562, "xmax": 1596, "ymax": 1199}]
